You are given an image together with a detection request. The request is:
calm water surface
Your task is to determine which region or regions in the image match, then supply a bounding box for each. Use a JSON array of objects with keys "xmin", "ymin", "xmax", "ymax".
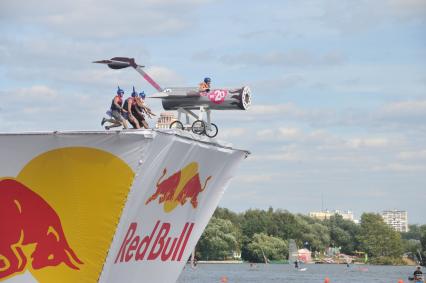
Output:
[{"xmin": 177, "ymin": 263, "xmax": 418, "ymax": 283}]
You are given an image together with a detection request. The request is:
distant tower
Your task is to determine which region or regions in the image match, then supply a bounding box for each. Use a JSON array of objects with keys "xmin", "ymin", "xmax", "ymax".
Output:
[
  {"xmin": 381, "ymin": 210, "xmax": 408, "ymax": 232},
  {"xmin": 155, "ymin": 112, "xmax": 177, "ymax": 129}
]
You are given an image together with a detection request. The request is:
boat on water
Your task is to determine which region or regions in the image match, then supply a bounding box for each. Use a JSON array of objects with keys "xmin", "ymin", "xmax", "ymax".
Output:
[{"xmin": 0, "ymin": 129, "xmax": 248, "ymax": 283}]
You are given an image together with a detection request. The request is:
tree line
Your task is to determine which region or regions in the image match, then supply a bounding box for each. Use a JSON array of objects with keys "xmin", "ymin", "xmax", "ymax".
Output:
[{"xmin": 195, "ymin": 207, "xmax": 426, "ymax": 265}]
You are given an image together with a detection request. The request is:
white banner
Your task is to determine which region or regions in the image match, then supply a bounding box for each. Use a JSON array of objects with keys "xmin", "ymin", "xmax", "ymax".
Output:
[
  {"xmin": 100, "ymin": 132, "xmax": 246, "ymax": 283},
  {"xmin": 0, "ymin": 130, "xmax": 247, "ymax": 283}
]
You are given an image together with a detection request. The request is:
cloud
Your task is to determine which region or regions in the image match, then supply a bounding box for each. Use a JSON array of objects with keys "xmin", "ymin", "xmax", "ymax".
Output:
[
  {"xmin": 0, "ymin": 0, "xmax": 210, "ymax": 38},
  {"xmin": 379, "ymin": 100, "xmax": 426, "ymax": 117},
  {"xmin": 375, "ymin": 100, "xmax": 426, "ymax": 129},
  {"xmin": 372, "ymin": 163, "xmax": 426, "ymax": 173},
  {"xmin": 345, "ymin": 138, "xmax": 390, "ymax": 149},
  {"xmin": 249, "ymin": 103, "xmax": 305, "ymax": 116},
  {"xmin": 145, "ymin": 66, "xmax": 185, "ymax": 87},
  {"xmin": 235, "ymin": 174, "xmax": 274, "ymax": 183},
  {"xmin": 13, "ymin": 85, "xmax": 58, "ymax": 101},
  {"xmin": 320, "ymin": 0, "xmax": 426, "ymax": 34},
  {"xmin": 397, "ymin": 150, "xmax": 426, "ymax": 160},
  {"xmin": 256, "ymin": 127, "xmax": 302, "ymax": 141},
  {"xmin": 219, "ymin": 128, "xmax": 248, "ymax": 139},
  {"xmin": 218, "ymin": 50, "xmax": 345, "ymax": 67}
]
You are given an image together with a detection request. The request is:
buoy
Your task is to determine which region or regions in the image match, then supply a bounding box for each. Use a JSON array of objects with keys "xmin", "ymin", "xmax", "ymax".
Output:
[
  {"xmin": 324, "ymin": 277, "xmax": 330, "ymax": 283},
  {"xmin": 220, "ymin": 276, "xmax": 228, "ymax": 283},
  {"xmin": 397, "ymin": 280, "xmax": 403, "ymax": 283}
]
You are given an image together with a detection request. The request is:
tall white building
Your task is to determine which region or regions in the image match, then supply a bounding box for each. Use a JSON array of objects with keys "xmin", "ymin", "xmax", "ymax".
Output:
[
  {"xmin": 309, "ymin": 210, "xmax": 355, "ymax": 222},
  {"xmin": 381, "ymin": 210, "xmax": 408, "ymax": 232}
]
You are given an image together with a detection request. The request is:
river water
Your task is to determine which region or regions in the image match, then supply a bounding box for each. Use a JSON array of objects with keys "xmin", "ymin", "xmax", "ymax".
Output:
[{"xmin": 177, "ymin": 263, "xmax": 419, "ymax": 283}]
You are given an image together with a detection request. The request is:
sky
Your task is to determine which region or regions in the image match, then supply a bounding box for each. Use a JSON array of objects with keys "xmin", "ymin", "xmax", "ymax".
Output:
[{"xmin": 1, "ymin": 0, "xmax": 425, "ymax": 223}]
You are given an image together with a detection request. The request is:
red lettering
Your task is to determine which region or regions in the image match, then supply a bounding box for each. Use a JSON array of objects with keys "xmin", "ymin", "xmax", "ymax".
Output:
[
  {"xmin": 161, "ymin": 238, "xmax": 177, "ymax": 261},
  {"xmin": 172, "ymin": 223, "xmax": 189, "ymax": 261},
  {"xmin": 115, "ymin": 221, "xmax": 194, "ymax": 264},
  {"xmin": 125, "ymin": 236, "xmax": 140, "ymax": 262},
  {"xmin": 147, "ymin": 223, "xmax": 170, "ymax": 260},
  {"xmin": 178, "ymin": 223, "xmax": 194, "ymax": 261},
  {"xmin": 135, "ymin": 221, "xmax": 160, "ymax": 261},
  {"xmin": 115, "ymin": 222, "xmax": 137, "ymax": 263}
]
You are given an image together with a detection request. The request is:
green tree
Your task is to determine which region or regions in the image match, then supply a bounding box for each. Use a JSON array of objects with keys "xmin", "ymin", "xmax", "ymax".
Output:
[
  {"xmin": 268, "ymin": 209, "xmax": 302, "ymax": 240},
  {"xmin": 358, "ymin": 213, "xmax": 403, "ymax": 258},
  {"xmin": 244, "ymin": 233, "xmax": 288, "ymax": 263},
  {"xmin": 294, "ymin": 215, "xmax": 330, "ymax": 252},
  {"xmin": 240, "ymin": 209, "xmax": 273, "ymax": 239},
  {"xmin": 325, "ymin": 214, "xmax": 360, "ymax": 254},
  {"xmin": 421, "ymin": 232, "xmax": 426, "ymax": 265},
  {"xmin": 197, "ymin": 217, "xmax": 238, "ymax": 260},
  {"xmin": 213, "ymin": 207, "xmax": 242, "ymax": 226}
]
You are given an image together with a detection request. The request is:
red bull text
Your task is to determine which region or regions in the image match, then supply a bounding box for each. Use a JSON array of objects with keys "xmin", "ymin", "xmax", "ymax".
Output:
[
  {"xmin": 0, "ymin": 178, "xmax": 83, "ymax": 280},
  {"xmin": 114, "ymin": 221, "xmax": 194, "ymax": 263}
]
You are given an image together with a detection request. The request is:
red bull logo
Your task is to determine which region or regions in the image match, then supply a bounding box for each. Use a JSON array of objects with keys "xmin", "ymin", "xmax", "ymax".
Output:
[
  {"xmin": 0, "ymin": 178, "xmax": 83, "ymax": 280},
  {"xmin": 114, "ymin": 221, "xmax": 194, "ymax": 264},
  {"xmin": 145, "ymin": 162, "xmax": 212, "ymax": 213},
  {"xmin": 0, "ymin": 146, "xmax": 135, "ymax": 282}
]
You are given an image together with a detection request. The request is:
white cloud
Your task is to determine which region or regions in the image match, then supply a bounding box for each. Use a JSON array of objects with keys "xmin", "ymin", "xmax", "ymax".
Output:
[
  {"xmin": 380, "ymin": 100, "xmax": 426, "ymax": 116},
  {"xmin": 220, "ymin": 128, "xmax": 248, "ymax": 139},
  {"xmin": 321, "ymin": 0, "xmax": 426, "ymax": 34},
  {"xmin": 256, "ymin": 127, "xmax": 302, "ymax": 141},
  {"xmin": 0, "ymin": 0, "xmax": 210, "ymax": 38},
  {"xmin": 219, "ymin": 50, "xmax": 345, "ymax": 67},
  {"xmin": 14, "ymin": 85, "xmax": 58, "ymax": 101},
  {"xmin": 145, "ymin": 66, "xmax": 185, "ymax": 87},
  {"xmin": 397, "ymin": 150, "xmax": 426, "ymax": 160},
  {"xmin": 249, "ymin": 103, "xmax": 305, "ymax": 116},
  {"xmin": 372, "ymin": 163, "xmax": 426, "ymax": 173},
  {"xmin": 235, "ymin": 174, "xmax": 274, "ymax": 183},
  {"xmin": 346, "ymin": 138, "xmax": 390, "ymax": 149}
]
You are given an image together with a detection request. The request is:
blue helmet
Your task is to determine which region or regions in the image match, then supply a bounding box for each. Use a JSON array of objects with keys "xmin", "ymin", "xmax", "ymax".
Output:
[
  {"xmin": 131, "ymin": 86, "xmax": 137, "ymax": 97},
  {"xmin": 117, "ymin": 86, "xmax": 124, "ymax": 96},
  {"xmin": 204, "ymin": 77, "xmax": 211, "ymax": 83},
  {"xmin": 139, "ymin": 91, "xmax": 146, "ymax": 99}
]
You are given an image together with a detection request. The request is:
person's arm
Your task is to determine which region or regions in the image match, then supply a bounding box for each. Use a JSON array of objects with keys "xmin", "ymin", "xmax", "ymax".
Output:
[
  {"xmin": 199, "ymin": 82, "xmax": 207, "ymax": 92},
  {"xmin": 139, "ymin": 100, "xmax": 156, "ymax": 118},
  {"xmin": 134, "ymin": 105, "xmax": 144, "ymax": 117}
]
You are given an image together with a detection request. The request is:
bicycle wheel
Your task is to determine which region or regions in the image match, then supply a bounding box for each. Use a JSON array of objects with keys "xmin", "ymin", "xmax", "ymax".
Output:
[
  {"xmin": 205, "ymin": 123, "xmax": 218, "ymax": 138},
  {"xmin": 169, "ymin": 120, "xmax": 184, "ymax": 130},
  {"xmin": 191, "ymin": 120, "xmax": 205, "ymax": 135}
]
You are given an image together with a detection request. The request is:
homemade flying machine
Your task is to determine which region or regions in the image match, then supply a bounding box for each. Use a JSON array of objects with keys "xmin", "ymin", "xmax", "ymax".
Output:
[{"xmin": 94, "ymin": 57, "xmax": 252, "ymax": 138}]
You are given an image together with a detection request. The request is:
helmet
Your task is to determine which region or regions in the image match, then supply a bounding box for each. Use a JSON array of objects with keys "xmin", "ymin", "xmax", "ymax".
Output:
[
  {"xmin": 131, "ymin": 86, "xmax": 137, "ymax": 97},
  {"xmin": 139, "ymin": 91, "xmax": 146, "ymax": 99},
  {"xmin": 204, "ymin": 77, "xmax": 211, "ymax": 83},
  {"xmin": 117, "ymin": 86, "xmax": 124, "ymax": 96}
]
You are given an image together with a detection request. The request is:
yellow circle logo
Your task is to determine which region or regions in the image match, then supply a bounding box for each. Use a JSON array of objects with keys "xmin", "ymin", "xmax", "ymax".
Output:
[{"xmin": 0, "ymin": 147, "xmax": 134, "ymax": 283}]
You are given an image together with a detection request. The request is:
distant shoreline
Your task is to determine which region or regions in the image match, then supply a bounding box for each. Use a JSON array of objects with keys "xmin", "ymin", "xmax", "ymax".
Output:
[{"xmin": 191, "ymin": 261, "xmax": 416, "ymax": 266}]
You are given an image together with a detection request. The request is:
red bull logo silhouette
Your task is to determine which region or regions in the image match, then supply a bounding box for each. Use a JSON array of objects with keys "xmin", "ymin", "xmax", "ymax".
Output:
[
  {"xmin": 0, "ymin": 178, "xmax": 83, "ymax": 280},
  {"xmin": 145, "ymin": 162, "xmax": 212, "ymax": 213}
]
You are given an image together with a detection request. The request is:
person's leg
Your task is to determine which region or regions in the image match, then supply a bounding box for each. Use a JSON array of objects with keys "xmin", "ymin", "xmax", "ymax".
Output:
[
  {"xmin": 140, "ymin": 120, "xmax": 149, "ymax": 129},
  {"xmin": 106, "ymin": 122, "xmax": 122, "ymax": 130},
  {"xmin": 121, "ymin": 118, "xmax": 128, "ymax": 129},
  {"xmin": 128, "ymin": 116, "xmax": 140, "ymax": 129},
  {"xmin": 134, "ymin": 112, "xmax": 148, "ymax": 129}
]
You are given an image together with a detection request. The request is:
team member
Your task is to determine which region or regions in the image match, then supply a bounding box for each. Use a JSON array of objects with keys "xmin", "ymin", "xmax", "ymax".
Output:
[
  {"xmin": 134, "ymin": 91, "xmax": 157, "ymax": 129},
  {"xmin": 101, "ymin": 87, "xmax": 128, "ymax": 130},
  {"xmin": 199, "ymin": 77, "xmax": 211, "ymax": 92},
  {"xmin": 414, "ymin": 266, "xmax": 423, "ymax": 280},
  {"xmin": 123, "ymin": 88, "xmax": 140, "ymax": 129}
]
